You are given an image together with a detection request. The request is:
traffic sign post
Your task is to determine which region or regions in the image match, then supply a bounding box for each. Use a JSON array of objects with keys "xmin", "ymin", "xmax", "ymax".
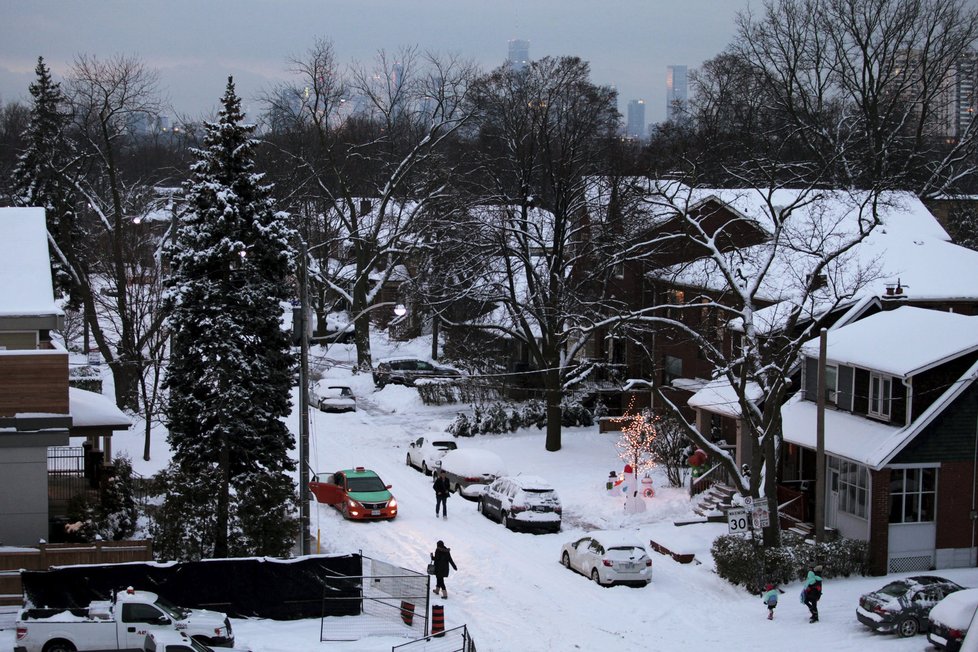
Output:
[{"xmin": 727, "ymin": 507, "xmax": 749, "ymax": 534}]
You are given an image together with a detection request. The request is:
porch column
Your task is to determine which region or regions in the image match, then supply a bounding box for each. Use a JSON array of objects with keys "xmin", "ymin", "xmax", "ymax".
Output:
[{"xmin": 868, "ymin": 468, "xmax": 891, "ymax": 576}]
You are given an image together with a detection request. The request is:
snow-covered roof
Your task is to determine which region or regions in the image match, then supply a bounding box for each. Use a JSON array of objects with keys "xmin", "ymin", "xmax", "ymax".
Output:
[
  {"xmin": 800, "ymin": 306, "xmax": 978, "ymax": 378},
  {"xmin": 687, "ymin": 378, "xmax": 763, "ymax": 418},
  {"xmin": 0, "ymin": 207, "xmax": 60, "ymax": 317},
  {"xmin": 69, "ymin": 387, "xmax": 132, "ymax": 429},
  {"xmin": 782, "ymin": 356, "xmax": 978, "ymax": 469}
]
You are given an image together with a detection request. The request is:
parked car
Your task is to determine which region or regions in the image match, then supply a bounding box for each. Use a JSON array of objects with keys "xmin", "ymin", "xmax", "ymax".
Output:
[
  {"xmin": 14, "ymin": 588, "xmax": 235, "ymax": 652},
  {"xmin": 315, "ymin": 384, "xmax": 356, "ymax": 413},
  {"xmin": 928, "ymin": 588, "xmax": 978, "ymax": 651},
  {"xmin": 143, "ymin": 631, "xmax": 252, "ymax": 652},
  {"xmin": 436, "ymin": 449, "xmax": 506, "ymax": 498},
  {"xmin": 405, "ymin": 437, "xmax": 458, "ymax": 475},
  {"xmin": 372, "ymin": 358, "xmax": 461, "ymax": 388},
  {"xmin": 308, "ymin": 467, "xmax": 397, "ymax": 520},
  {"xmin": 560, "ymin": 531, "xmax": 652, "ymax": 587},
  {"xmin": 856, "ymin": 575, "xmax": 965, "ymax": 637},
  {"xmin": 478, "ymin": 475, "xmax": 562, "ymax": 533}
]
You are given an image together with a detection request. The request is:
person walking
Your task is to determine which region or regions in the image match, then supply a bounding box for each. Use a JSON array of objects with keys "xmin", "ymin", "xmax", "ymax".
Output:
[
  {"xmin": 433, "ymin": 469, "xmax": 451, "ymax": 518},
  {"xmin": 803, "ymin": 565, "xmax": 823, "ymax": 623},
  {"xmin": 762, "ymin": 583, "xmax": 779, "ymax": 620},
  {"xmin": 431, "ymin": 540, "xmax": 458, "ymax": 599}
]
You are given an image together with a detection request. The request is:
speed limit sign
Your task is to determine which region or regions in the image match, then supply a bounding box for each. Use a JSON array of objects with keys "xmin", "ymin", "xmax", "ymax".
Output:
[{"xmin": 727, "ymin": 507, "xmax": 750, "ymax": 534}]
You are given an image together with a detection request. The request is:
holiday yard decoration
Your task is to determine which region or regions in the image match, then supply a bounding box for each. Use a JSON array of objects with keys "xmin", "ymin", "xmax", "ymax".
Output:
[{"xmin": 611, "ymin": 402, "xmax": 658, "ymax": 514}]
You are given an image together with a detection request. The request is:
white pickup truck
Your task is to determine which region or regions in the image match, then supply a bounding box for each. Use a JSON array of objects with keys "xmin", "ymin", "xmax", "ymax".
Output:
[
  {"xmin": 142, "ymin": 631, "xmax": 250, "ymax": 652},
  {"xmin": 14, "ymin": 588, "xmax": 235, "ymax": 652}
]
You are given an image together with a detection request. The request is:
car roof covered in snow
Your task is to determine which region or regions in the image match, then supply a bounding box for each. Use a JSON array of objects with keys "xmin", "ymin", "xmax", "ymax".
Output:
[
  {"xmin": 499, "ymin": 474, "xmax": 555, "ymax": 490},
  {"xmin": 584, "ymin": 530, "xmax": 647, "ymax": 549},
  {"xmin": 929, "ymin": 588, "xmax": 978, "ymax": 629}
]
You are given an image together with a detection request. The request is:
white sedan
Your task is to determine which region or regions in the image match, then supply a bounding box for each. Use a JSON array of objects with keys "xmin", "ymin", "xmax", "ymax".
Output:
[
  {"xmin": 560, "ymin": 531, "xmax": 652, "ymax": 587},
  {"xmin": 405, "ymin": 436, "xmax": 458, "ymax": 475}
]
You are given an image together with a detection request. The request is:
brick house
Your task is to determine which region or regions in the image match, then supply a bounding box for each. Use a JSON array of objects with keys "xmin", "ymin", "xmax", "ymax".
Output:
[
  {"xmin": 781, "ymin": 306, "xmax": 978, "ymax": 575},
  {"xmin": 0, "ymin": 208, "xmax": 130, "ymax": 546}
]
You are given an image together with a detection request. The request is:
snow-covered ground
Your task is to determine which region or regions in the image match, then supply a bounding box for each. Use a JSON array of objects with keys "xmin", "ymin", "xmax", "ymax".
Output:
[{"xmin": 4, "ymin": 334, "xmax": 978, "ymax": 651}]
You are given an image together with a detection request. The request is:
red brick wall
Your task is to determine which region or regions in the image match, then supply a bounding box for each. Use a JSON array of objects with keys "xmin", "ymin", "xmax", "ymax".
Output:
[
  {"xmin": 869, "ymin": 469, "xmax": 891, "ymax": 576},
  {"xmin": 936, "ymin": 461, "xmax": 978, "ymax": 550}
]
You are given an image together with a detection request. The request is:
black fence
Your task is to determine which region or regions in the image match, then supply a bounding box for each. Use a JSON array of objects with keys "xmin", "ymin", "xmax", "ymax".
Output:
[
  {"xmin": 392, "ymin": 625, "xmax": 477, "ymax": 652},
  {"xmin": 21, "ymin": 554, "xmax": 362, "ymax": 620}
]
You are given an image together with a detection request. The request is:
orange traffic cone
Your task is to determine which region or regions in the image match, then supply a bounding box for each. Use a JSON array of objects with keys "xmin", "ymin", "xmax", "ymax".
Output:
[
  {"xmin": 431, "ymin": 604, "xmax": 445, "ymax": 637},
  {"xmin": 400, "ymin": 601, "xmax": 415, "ymax": 626}
]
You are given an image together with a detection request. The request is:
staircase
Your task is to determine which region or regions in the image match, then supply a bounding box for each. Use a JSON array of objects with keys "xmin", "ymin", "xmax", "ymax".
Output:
[{"xmin": 694, "ymin": 484, "xmax": 737, "ymax": 518}]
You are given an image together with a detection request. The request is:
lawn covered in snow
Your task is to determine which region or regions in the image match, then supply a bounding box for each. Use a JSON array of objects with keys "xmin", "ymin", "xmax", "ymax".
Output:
[{"xmin": 4, "ymin": 334, "xmax": 978, "ymax": 651}]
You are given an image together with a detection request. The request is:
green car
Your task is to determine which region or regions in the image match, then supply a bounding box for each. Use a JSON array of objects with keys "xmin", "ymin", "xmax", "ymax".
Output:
[{"xmin": 309, "ymin": 467, "xmax": 398, "ymax": 520}]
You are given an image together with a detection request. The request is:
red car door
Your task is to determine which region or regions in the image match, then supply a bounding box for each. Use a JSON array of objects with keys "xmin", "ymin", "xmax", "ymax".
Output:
[{"xmin": 309, "ymin": 473, "xmax": 345, "ymax": 504}]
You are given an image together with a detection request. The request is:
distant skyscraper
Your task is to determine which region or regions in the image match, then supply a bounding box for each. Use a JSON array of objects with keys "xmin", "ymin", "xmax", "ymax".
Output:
[
  {"xmin": 626, "ymin": 100, "xmax": 646, "ymax": 139},
  {"xmin": 507, "ymin": 39, "xmax": 530, "ymax": 71},
  {"xmin": 666, "ymin": 65, "xmax": 689, "ymax": 122}
]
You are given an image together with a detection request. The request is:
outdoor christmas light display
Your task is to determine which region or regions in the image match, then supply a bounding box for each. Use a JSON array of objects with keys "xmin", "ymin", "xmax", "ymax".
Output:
[{"xmin": 611, "ymin": 402, "xmax": 658, "ymax": 513}]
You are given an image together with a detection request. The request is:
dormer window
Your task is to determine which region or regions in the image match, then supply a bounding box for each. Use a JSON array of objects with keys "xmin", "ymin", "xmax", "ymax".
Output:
[
  {"xmin": 824, "ymin": 364, "xmax": 838, "ymax": 404},
  {"xmin": 868, "ymin": 372, "xmax": 892, "ymax": 420}
]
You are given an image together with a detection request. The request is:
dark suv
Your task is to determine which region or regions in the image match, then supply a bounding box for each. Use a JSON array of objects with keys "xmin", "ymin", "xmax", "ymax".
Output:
[{"xmin": 372, "ymin": 358, "xmax": 460, "ymax": 388}]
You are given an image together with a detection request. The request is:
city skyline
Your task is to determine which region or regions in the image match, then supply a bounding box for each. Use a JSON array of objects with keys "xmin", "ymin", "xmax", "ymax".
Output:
[{"xmin": 0, "ymin": 0, "xmax": 750, "ymax": 122}]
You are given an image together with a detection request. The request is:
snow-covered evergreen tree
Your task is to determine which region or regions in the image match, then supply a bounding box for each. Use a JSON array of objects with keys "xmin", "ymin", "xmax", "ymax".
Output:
[
  {"xmin": 163, "ymin": 77, "xmax": 298, "ymax": 559},
  {"xmin": 10, "ymin": 56, "xmax": 79, "ymax": 303}
]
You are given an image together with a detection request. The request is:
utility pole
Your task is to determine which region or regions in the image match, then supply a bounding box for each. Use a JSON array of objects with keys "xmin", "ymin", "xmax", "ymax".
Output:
[
  {"xmin": 815, "ymin": 328, "xmax": 827, "ymax": 543},
  {"xmin": 298, "ymin": 239, "xmax": 312, "ymax": 556}
]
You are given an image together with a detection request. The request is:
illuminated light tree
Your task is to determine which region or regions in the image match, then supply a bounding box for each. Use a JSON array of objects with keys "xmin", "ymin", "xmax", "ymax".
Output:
[{"xmin": 613, "ymin": 400, "xmax": 658, "ymax": 495}]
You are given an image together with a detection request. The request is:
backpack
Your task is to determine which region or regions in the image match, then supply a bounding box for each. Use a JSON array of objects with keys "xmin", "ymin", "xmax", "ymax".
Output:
[
  {"xmin": 764, "ymin": 592, "xmax": 778, "ymax": 606},
  {"xmin": 807, "ymin": 579, "xmax": 822, "ymax": 598}
]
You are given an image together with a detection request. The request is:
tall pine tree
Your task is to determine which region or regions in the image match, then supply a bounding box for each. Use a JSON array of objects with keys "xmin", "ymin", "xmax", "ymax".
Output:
[
  {"xmin": 163, "ymin": 77, "xmax": 298, "ymax": 559},
  {"xmin": 11, "ymin": 56, "xmax": 79, "ymax": 304}
]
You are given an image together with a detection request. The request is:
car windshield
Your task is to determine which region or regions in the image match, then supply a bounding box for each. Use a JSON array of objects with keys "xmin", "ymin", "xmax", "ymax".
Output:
[
  {"xmin": 433, "ymin": 441, "xmax": 457, "ymax": 451},
  {"xmin": 878, "ymin": 581, "xmax": 910, "ymax": 597},
  {"xmin": 347, "ymin": 476, "xmax": 387, "ymax": 492},
  {"xmin": 605, "ymin": 546, "xmax": 645, "ymax": 561},
  {"xmin": 153, "ymin": 596, "xmax": 186, "ymax": 620},
  {"xmin": 416, "ymin": 361, "xmax": 434, "ymax": 370}
]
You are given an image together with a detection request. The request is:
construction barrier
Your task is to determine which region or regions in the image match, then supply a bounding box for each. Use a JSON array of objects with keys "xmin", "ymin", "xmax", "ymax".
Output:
[
  {"xmin": 431, "ymin": 604, "xmax": 445, "ymax": 637},
  {"xmin": 400, "ymin": 601, "xmax": 415, "ymax": 626}
]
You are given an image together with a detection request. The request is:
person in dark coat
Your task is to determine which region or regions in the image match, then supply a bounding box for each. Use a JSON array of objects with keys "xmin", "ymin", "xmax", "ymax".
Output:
[
  {"xmin": 433, "ymin": 469, "xmax": 451, "ymax": 518},
  {"xmin": 431, "ymin": 540, "xmax": 458, "ymax": 599}
]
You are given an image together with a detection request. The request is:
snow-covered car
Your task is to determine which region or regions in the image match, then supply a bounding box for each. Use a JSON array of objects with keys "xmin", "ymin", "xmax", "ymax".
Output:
[
  {"xmin": 405, "ymin": 436, "xmax": 457, "ymax": 475},
  {"xmin": 928, "ymin": 588, "xmax": 978, "ymax": 651},
  {"xmin": 560, "ymin": 531, "xmax": 652, "ymax": 587},
  {"xmin": 308, "ymin": 467, "xmax": 397, "ymax": 520},
  {"xmin": 315, "ymin": 384, "xmax": 356, "ymax": 413},
  {"xmin": 478, "ymin": 475, "xmax": 562, "ymax": 533},
  {"xmin": 143, "ymin": 630, "xmax": 252, "ymax": 652},
  {"xmin": 437, "ymin": 449, "xmax": 506, "ymax": 498},
  {"xmin": 856, "ymin": 575, "xmax": 965, "ymax": 637},
  {"xmin": 372, "ymin": 358, "xmax": 461, "ymax": 388}
]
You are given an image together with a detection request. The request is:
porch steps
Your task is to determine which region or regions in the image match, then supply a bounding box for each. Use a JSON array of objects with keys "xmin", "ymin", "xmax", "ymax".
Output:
[{"xmin": 691, "ymin": 484, "xmax": 737, "ymax": 523}]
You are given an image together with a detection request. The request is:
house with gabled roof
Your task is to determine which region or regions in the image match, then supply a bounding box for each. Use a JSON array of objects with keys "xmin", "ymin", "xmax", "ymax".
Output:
[
  {"xmin": 0, "ymin": 207, "xmax": 130, "ymax": 546},
  {"xmin": 781, "ymin": 306, "xmax": 978, "ymax": 575}
]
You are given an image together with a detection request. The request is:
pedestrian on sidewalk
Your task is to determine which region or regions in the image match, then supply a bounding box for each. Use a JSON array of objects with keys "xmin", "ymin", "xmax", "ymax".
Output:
[
  {"xmin": 433, "ymin": 469, "xmax": 451, "ymax": 518},
  {"xmin": 431, "ymin": 540, "xmax": 458, "ymax": 599}
]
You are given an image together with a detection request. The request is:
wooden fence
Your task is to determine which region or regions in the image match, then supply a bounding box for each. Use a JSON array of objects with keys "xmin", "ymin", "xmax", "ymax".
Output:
[{"xmin": 0, "ymin": 540, "xmax": 153, "ymax": 606}]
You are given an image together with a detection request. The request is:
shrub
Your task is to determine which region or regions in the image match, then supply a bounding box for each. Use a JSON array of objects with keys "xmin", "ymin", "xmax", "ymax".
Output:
[
  {"xmin": 444, "ymin": 398, "xmax": 594, "ymax": 436},
  {"xmin": 711, "ymin": 531, "xmax": 870, "ymax": 594}
]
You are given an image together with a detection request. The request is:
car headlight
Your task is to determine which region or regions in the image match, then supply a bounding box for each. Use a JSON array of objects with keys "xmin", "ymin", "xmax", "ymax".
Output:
[{"xmin": 388, "ymin": 497, "xmax": 398, "ymax": 509}]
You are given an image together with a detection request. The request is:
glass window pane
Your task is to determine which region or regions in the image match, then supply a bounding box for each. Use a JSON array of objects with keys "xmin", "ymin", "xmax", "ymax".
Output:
[
  {"xmin": 889, "ymin": 494, "xmax": 903, "ymax": 523},
  {"xmin": 904, "ymin": 494, "xmax": 920, "ymax": 523},
  {"xmin": 890, "ymin": 469, "xmax": 905, "ymax": 494},
  {"xmin": 921, "ymin": 493, "xmax": 935, "ymax": 522},
  {"xmin": 858, "ymin": 487, "xmax": 867, "ymax": 518},
  {"xmin": 906, "ymin": 468, "xmax": 920, "ymax": 493},
  {"xmin": 922, "ymin": 468, "xmax": 936, "ymax": 492}
]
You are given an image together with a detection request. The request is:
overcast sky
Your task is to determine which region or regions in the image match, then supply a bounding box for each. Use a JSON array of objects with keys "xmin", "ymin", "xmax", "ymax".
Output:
[{"xmin": 0, "ymin": 0, "xmax": 752, "ymax": 123}]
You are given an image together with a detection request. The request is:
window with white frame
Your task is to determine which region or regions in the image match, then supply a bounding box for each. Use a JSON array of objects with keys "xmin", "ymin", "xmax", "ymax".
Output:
[
  {"xmin": 824, "ymin": 364, "xmax": 838, "ymax": 404},
  {"xmin": 832, "ymin": 457, "xmax": 868, "ymax": 519},
  {"xmin": 889, "ymin": 467, "xmax": 937, "ymax": 523},
  {"xmin": 869, "ymin": 372, "xmax": 892, "ymax": 420}
]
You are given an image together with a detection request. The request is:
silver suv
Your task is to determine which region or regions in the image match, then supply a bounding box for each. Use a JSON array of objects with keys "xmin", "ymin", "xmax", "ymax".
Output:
[{"xmin": 478, "ymin": 475, "xmax": 562, "ymax": 533}]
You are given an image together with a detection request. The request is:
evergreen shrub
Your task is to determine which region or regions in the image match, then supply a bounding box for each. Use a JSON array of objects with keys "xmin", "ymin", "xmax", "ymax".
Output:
[
  {"xmin": 711, "ymin": 531, "xmax": 869, "ymax": 593},
  {"xmin": 445, "ymin": 398, "xmax": 593, "ymax": 436}
]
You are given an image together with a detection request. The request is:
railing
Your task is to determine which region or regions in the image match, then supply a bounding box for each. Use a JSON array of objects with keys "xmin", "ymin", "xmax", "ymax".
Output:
[
  {"xmin": 392, "ymin": 624, "xmax": 476, "ymax": 652},
  {"xmin": 689, "ymin": 462, "xmax": 735, "ymax": 497}
]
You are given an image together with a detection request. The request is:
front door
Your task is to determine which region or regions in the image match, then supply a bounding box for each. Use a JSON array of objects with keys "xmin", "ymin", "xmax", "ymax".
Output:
[{"xmin": 826, "ymin": 467, "xmax": 839, "ymax": 529}]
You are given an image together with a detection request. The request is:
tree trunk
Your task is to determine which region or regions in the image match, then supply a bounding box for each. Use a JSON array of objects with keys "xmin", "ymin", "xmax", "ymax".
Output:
[
  {"xmin": 761, "ymin": 422, "xmax": 782, "ymax": 548},
  {"xmin": 214, "ymin": 434, "xmax": 230, "ymax": 558},
  {"xmin": 544, "ymin": 365, "xmax": 562, "ymax": 451}
]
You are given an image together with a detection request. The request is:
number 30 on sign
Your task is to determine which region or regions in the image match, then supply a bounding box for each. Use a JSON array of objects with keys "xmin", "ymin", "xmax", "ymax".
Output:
[{"xmin": 727, "ymin": 507, "xmax": 749, "ymax": 534}]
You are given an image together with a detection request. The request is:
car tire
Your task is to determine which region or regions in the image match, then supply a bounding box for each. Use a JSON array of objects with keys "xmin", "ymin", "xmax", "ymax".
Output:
[
  {"xmin": 562, "ymin": 551, "xmax": 571, "ymax": 569},
  {"xmin": 501, "ymin": 512, "xmax": 511, "ymax": 530},
  {"xmin": 477, "ymin": 499, "xmax": 486, "ymax": 514},
  {"xmin": 422, "ymin": 462, "xmax": 429, "ymax": 476},
  {"xmin": 591, "ymin": 568, "xmax": 603, "ymax": 586},
  {"xmin": 43, "ymin": 641, "xmax": 76, "ymax": 652},
  {"xmin": 898, "ymin": 617, "xmax": 919, "ymax": 637},
  {"xmin": 406, "ymin": 453, "xmax": 412, "ymax": 467}
]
